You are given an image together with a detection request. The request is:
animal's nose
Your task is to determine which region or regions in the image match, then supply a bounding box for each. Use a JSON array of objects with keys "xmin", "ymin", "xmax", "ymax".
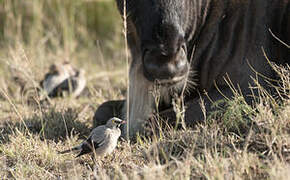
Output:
[{"xmin": 143, "ymin": 44, "xmax": 188, "ymax": 81}]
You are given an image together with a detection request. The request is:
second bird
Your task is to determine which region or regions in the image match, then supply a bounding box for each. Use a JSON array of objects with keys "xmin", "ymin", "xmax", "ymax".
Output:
[{"xmin": 40, "ymin": 61, "xmax": 86, "ymax": 99}]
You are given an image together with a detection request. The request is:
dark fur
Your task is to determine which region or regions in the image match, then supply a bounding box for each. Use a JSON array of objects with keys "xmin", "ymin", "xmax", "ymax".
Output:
[{"xmin": 94, "ymin": 0, "xmax": 290, "ymax": 137}]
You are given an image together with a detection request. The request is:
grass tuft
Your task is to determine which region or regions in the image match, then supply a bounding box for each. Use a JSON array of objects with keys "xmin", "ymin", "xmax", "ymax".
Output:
[{"xmin": 0, "ymin": 0, "xmax": 289, "ymax": 179}]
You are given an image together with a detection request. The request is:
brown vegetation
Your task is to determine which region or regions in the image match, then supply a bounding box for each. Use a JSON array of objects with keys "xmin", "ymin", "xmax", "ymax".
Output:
[{"xmin": 0, "ymin": 0, "xmax": 289, "ymax": 179}]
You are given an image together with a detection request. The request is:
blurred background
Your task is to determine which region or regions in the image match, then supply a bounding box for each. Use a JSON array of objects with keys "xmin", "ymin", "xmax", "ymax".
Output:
[
  {"xmin": 0, "ymin": 0, "xmax": 127, "ymax": 103},
  {"xmin": 0, "ymin": 1, "xmax": 289, "ymax": 179}
]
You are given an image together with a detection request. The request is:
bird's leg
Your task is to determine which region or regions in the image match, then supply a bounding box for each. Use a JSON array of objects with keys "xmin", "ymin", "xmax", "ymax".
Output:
[{"xmin": 92, "ymin": 156, "xmax": 102, "ymax": 172}]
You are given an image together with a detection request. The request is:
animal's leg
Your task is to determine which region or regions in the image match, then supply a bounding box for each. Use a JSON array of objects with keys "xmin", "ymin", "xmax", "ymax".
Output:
[
  {"xmin": 93, "ymin": 100, "xmax": 124, "ymax": 127},
  {"xmin": 121, "ymin": 63, "xmax": 155, "ymax": 138}
]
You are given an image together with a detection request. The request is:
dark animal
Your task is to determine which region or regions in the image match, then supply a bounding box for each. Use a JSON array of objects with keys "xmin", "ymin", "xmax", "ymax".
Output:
[{"xmin": 94, "ymin": 0, "xmax": 290, "ymax": 137}]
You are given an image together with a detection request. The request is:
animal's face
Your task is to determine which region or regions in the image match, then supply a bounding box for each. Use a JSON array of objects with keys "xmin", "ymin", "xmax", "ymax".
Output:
[{"xmin": 117, "ymin": 0, "xmax": 191, "ymax": 88}]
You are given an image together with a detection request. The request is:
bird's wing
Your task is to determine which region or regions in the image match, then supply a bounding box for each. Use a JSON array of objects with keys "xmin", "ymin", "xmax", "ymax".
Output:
[
  {"xmin": 53, "ymin": 77, "xmax": 78, "ymax": 92},
  {"xmin": 90, "ymin": 125, "xmax": 107, "ymax": 144},
  {"xmin": 75, "ymin": 126, "xmax": 107, "ymax": 157},
  {"xmin": 46, "ymin": 76, "xmax": 78, "ymax": 97},
  {"xmin": 76, "ymin": 136, "xmax": 105, "ymax": 157}
]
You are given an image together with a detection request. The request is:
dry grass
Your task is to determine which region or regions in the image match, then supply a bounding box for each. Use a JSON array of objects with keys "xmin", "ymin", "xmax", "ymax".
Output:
[{"xmin": 0, "ymin": 0, "xmax": 289, "ymax": 179}]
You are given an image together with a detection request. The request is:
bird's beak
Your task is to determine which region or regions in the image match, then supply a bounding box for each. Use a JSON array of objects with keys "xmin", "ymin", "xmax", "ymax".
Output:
[
  {"xmin": 117, "ymin": 120, "xmax": 126, "ymax": 128},
  {"xmin": 121, "ymin": 120, "xmax": 126, "ymax": 124}
]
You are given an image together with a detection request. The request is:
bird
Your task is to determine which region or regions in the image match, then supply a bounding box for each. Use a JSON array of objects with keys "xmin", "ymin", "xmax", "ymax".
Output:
[
  {"xmin": 39, "ymin": 61, "xmax": 86, "ymax": 99},
  {"xmin": 47, "ymin": 68, "xmax": 86, "ymax": 98},
  {"xmin": 59, "ymin": 117, "xmax": 126, "ymax": 157}
]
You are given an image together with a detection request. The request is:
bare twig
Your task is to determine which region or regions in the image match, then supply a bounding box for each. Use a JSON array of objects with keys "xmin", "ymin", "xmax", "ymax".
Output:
[
  {"xmin": 123, "ymin": 0, "xmax": 130, "ymax": 141},
  {"xmin": 269, "ymin": 29, "xmax": 290, "ymax": 48}
]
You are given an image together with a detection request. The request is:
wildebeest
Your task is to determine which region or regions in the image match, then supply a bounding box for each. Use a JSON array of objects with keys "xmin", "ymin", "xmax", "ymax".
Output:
[{"xmin": 94, "ymin": 0, "xmax": 290, "ymax": 137}]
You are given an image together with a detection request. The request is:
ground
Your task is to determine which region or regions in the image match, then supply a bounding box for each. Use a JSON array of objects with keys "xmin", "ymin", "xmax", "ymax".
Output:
[{"xmin": 0, "ymin": 0, "xmax": 289, "ymax": 179}]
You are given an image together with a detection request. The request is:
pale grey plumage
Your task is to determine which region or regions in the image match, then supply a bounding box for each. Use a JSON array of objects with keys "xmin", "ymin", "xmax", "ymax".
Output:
[
  {"xmin": 49, "ymin": 69, "xmax": 86, "ymax": 98},
  {"xmin": 40, "ymin": 61, "xmax": 86, "ymax": 99},
  {"xmin": 59, "ymin": 117, "xmax": 125, "ymax": 157}
]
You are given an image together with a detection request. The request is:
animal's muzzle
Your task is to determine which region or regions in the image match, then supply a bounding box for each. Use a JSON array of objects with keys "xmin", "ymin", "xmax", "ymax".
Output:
[{"xmin": 143, "ymin": 44, "xmax": 188, "ymax": 84}]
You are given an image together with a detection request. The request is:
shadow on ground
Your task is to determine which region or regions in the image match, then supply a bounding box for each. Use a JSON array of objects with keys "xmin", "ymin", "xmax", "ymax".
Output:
[{"xmin": 0, "ymin": 108, "xmax": 91, "ymax": 144}]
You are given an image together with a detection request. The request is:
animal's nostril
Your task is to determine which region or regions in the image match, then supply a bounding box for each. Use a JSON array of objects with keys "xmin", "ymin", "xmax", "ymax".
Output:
[{"xmin": 143, "ymin": 46, "xmax": 188, "ymax": 81}]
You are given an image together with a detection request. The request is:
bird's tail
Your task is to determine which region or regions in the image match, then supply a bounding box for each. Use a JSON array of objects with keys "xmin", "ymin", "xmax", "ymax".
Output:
[{"xmin": 58, "ymin": 145, "xmax": 81, "ymax": 154}]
